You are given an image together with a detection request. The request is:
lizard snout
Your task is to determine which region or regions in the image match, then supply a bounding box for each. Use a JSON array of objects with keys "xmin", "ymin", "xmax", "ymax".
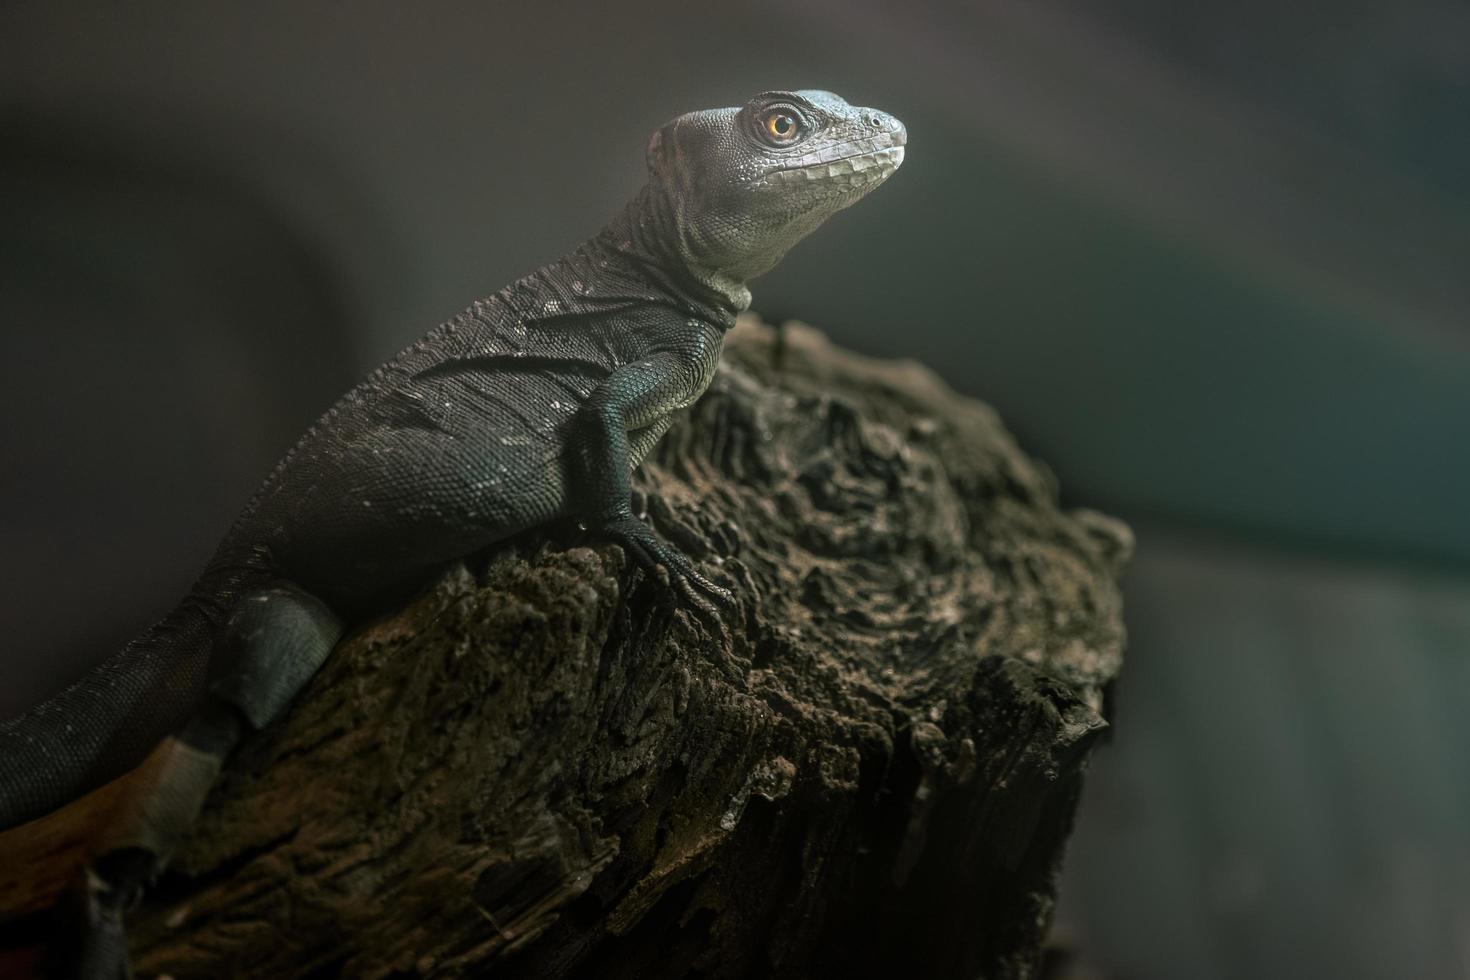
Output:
[{"xmin": 863, "ymin": 108, "xmax": 907, "ymax": 147}]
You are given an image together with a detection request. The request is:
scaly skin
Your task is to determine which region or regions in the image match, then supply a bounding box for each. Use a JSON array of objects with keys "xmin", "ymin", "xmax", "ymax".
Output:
[{"xmin": 0, "ymin": 89, "xmax": 905, "ymax": 978}]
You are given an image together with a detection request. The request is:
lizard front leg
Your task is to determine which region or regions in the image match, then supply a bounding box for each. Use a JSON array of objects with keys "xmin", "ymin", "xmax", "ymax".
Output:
[{"xmin": 573, "ymin": 350, "xmax": 731, "ymax": 609}]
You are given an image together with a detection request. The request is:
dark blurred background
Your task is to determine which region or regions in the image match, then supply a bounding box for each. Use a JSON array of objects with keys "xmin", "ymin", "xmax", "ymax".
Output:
[{"xmin": 2, "ymin": 2, "xmax": 1467, "ymax": 977}]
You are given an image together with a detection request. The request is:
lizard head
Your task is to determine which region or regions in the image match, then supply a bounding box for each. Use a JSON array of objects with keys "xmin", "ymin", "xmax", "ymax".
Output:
[{"xmin": 644, "ymin": 89, "xmax": 906, "ymax": 288}]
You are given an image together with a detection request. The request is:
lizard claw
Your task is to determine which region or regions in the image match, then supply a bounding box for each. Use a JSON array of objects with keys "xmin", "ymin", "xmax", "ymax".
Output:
[{"xmin": 599, "ymin": 514, "xmax": 737, "ymax": 634}]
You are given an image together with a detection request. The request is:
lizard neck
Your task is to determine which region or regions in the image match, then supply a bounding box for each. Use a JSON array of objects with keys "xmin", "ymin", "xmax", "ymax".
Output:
[{"xmin": 595, "ymin": 184, "xmax": 752, "ymax": 324}]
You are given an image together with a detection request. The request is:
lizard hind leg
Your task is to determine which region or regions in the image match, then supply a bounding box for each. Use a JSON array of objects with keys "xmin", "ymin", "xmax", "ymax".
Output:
[{"xmin": 47, "ymin": 581, "xmax": 343, "ymax": 980}]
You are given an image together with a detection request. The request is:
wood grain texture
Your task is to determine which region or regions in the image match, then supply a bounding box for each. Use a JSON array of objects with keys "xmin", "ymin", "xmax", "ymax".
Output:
[{"xmin": 2, "ymin": 317, "xmax": 1130, "ymax": 979}]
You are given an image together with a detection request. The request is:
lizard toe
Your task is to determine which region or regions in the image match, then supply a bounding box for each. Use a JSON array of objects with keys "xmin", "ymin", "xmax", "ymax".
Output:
[{"xmin": 600, "ymin": 514, "xmax": 736, "ymax": 624}]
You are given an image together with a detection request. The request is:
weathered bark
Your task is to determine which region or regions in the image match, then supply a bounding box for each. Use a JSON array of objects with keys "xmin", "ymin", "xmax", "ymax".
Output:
[{"xmin": 11, "ymin": 318, "xmax": 1131, "ymax": 978}]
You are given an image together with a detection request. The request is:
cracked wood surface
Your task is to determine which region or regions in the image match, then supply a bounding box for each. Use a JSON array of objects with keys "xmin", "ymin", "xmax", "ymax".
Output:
[{"xmin": 1, "ymin": 317, "xmax": 1130, "ymax": 979}]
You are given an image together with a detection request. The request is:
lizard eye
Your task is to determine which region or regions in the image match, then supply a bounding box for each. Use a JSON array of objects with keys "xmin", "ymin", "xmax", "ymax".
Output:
[{"xmin": 758, "ymin": 107, "xmax": 805, "ymax": 146}]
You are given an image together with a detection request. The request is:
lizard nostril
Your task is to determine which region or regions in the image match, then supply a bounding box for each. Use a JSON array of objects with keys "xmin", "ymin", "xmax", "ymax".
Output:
[{"xmin": 867, "ymin": 114, "xmax": 883, "ymax": 129}]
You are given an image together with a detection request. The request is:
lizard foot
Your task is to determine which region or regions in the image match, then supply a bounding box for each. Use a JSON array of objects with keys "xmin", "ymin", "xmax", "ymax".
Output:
[
  {"xmin": 599, "ymin": 514, "xmax": 737, "ymax": 633},
  {"xmin": 46, "ymin": 848, "xmax": 153, "ymax": 980}
]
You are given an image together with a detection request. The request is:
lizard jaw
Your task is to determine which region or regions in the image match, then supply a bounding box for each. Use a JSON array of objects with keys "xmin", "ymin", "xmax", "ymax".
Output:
[{"xmin": 757, "ymin": 136, "xmax": 907, "ymax": 190}]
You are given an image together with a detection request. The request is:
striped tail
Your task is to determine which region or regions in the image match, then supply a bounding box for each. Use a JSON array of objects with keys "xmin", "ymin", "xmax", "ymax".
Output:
[{"xmin": 0, "ymin": 598, "xmax": 219, "ymax": 831}]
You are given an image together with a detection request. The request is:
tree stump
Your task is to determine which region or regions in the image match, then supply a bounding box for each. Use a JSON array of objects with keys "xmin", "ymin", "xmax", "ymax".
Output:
[{"xmin": 6, "ymin": 318, "xmax": 1130, "ymax": 979}]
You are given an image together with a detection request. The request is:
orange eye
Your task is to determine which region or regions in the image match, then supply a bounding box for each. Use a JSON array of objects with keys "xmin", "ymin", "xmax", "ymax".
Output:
[{"xmin": 762, "ymin": 110, "xmax": 800, "ymax": 143}]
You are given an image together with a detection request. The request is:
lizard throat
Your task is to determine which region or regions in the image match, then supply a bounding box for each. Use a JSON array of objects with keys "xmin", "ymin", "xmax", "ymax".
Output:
[{"xmin": 603, "ymin": 184, "xmax": 752, "ymax": 321}]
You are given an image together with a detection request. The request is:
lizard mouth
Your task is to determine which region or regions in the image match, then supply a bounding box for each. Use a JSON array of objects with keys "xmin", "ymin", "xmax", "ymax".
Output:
[{"xmin": 758, "ymin": 137, "xmax": 906, "ymax": 189}]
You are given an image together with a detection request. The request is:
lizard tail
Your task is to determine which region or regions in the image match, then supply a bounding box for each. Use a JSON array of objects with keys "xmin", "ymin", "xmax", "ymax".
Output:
[{"xmin": 0, "ymin": 597, "xmax": 219, "ymax": 832}]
